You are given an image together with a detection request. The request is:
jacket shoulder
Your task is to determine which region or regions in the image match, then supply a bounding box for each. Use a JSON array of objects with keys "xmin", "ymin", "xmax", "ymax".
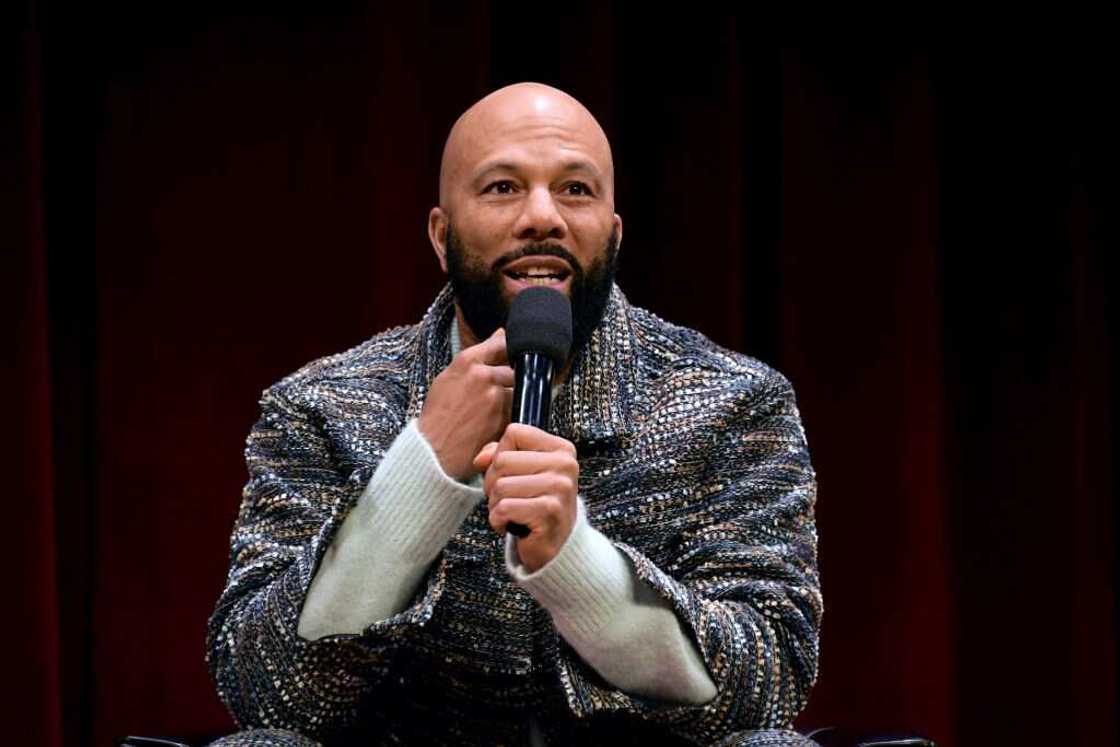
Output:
[
  {"xmin": 260, "ymin": 322, "xmax": 421, "ymax": 410},
  {"xmin": 628, "ymin": 305, "xmax": 793, "ymax": 400}
]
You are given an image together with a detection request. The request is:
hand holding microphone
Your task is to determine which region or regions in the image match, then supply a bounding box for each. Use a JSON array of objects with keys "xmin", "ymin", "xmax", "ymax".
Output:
[
  {"xmin": 418, "ymin": 327, "xmax": 514, "ymax": 481},
  {"xmin": 473, "ymin": 287, "xmax": 580, "ymax": 572}
]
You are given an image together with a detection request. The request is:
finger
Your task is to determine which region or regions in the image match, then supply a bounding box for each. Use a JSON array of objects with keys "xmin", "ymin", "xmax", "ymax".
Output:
[
  {"xmin": 494, "ymin": 421, "xmax": 520, "ymax": 456},
  {"xmin": 488, "ymin": 496, "xmax": 561, "ymax": 536},
  {"xmin": 500, "ymin": 423, "xmax": 578, "ymax": 455},
  {"xmin": 488, "ymin": 365, "xmax": 515, "ymax": 388},
  {"xmin": 491, "ymin": 449, "xmax": 571, "ymax": 477},
  {"xmin": 473, "ymin": 441, "xmax": 499, "ymax": 472},
  {"xmin": 486, "ymin": 456, "xmax": 577, "ymax": 503},
  {"xmin": 489, "ymin": 473, "xmax": 574, "ymax": 506},
  {"xmin": 464, "ymin": 327, "xmax": 509, "ymax": 366}
]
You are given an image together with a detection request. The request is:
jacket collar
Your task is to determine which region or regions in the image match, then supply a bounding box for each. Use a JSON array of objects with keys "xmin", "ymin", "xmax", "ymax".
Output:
[{"xmin": 405, "ymin": 282, "xmax": 637, "ymax": 445}]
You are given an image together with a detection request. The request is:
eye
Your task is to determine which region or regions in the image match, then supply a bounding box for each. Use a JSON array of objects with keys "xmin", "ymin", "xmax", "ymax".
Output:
[
  {"xmin": 564, "ymin": 182, "xmax": 594, "ymax": 197},
  {"xmin": 482, "ymin": 180, "xmax": 516, "ymax": 195}
]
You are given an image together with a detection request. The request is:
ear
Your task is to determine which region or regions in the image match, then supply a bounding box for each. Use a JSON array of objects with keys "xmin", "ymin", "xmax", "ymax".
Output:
[
  {"xmin": 428, "ymin": 206, "xmax": 449, "ymax": 273},
  {"xmin": 613, "ymin": 212, "xmax": 623, "ymax": 252}
]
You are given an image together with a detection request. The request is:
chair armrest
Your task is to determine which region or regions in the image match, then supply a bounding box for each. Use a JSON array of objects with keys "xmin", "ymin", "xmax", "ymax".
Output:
[{"xmin": 806, "ymin": 727, "xmax": 936, "ymax": 747}]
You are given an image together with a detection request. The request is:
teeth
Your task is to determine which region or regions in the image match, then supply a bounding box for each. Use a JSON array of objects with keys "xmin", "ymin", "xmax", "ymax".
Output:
[
  {"xmin": 508, "ymin": 265, "xmax": 565, "ymax": 278},
  {"xmin": 507, "ymin": 266, "xmax": 565, "ymax": 283}
]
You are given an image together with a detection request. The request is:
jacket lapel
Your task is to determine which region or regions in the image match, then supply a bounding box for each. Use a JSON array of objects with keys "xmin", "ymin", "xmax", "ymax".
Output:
[
  {"xmin": 405, "ymin": 282, "xmax": 638, "ymax": 446},
  {"xmin": 549, "ymin": 284, "xmax": 638, "ymax": 446},
  {"xmin": 404, "ymin": 284, "xmax": 456, "ymax": 423}
]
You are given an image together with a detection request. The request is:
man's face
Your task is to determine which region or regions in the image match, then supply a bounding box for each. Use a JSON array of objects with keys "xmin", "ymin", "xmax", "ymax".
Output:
[
  {"xmin": 445, "ymin": 221, "xmax": 619, "ymax": 355},
  {"xmin": 429, "ymin": 85, "xmax": 624, "ymax": 352}
]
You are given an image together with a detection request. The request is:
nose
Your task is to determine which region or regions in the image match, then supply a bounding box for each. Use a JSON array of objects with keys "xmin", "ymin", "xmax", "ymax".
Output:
[{"xmin": 513, "ymin": 186, "xmax": 566, "ymax": 241}]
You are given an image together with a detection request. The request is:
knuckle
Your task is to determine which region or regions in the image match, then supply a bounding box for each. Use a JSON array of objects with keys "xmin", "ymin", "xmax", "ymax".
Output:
[
  {"xmin": 487, "ymin": 513, "xmax": 502, "ymax": 533},
  {"xmin": 498, "ymin": 451, "xmax": 511, "ymax": 469},
  {"xmin": 554, "ymin": 474, "xmax": 574, "ymax": 495}
]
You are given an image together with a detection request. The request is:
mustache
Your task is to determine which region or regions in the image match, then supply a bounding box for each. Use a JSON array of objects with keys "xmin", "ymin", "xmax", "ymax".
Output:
[{"xmin": 492, "ymin": 244, "xmax": 582, "ymax": 274}]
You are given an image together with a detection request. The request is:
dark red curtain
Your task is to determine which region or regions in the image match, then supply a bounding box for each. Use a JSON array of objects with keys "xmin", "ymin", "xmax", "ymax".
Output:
[
  {"xmin": 4, "ymin": 8, "xmax": 62, "ymax": 744},
  {"xmin": 8, "ymin": 4, "xmax": 1116, "ymax": 745}
]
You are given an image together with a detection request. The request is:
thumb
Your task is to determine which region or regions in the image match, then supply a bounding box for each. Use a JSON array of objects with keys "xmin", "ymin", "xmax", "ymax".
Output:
[
  {"xmin": 473, "ymin": 441, "xmax": 499, "ymax": 471},
  {"xmin": 473, "ymin": 327, "xmax": 508, "ymax": 365}
]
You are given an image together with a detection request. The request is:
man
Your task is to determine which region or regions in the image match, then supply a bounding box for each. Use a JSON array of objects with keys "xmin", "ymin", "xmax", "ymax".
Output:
[{"xmin": 207, "ymin": 83, "xmax": 822, "ymax": 746}]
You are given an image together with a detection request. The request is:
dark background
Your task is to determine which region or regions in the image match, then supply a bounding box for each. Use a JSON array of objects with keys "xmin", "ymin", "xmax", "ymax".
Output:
[{"xmin": 6, "ymin": 3, "xmax": 1116, "ymax": 745}]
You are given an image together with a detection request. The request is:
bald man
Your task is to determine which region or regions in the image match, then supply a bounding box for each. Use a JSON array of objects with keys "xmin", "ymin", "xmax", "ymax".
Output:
[{"xmin": 207, "ymin": 84, "xmax": 821, "ymax": 746}]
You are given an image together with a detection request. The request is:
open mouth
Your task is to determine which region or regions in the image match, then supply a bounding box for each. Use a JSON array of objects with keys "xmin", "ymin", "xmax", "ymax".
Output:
[
  {"xmin": 503, "ymin": 268, "xmax": 571, "ymax": 285},
  {"xmin": 501, "ymin": 257, "xmax": 573, "ymax": 286}
]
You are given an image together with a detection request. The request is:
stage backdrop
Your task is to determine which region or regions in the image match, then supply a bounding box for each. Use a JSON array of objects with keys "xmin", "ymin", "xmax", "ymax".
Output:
[{"xmin": 8, "ymin": 3, "xmax": 1116, "ymax": 745}]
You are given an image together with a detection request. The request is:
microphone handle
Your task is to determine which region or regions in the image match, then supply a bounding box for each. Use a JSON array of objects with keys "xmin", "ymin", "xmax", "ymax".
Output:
[{"xmin": 507, "ymin": 351, "xmax": 554, "ymax": 538}]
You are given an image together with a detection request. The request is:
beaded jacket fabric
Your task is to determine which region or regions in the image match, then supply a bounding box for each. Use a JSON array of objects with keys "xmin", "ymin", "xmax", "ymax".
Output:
[{"xmin": 206, "ymin": 282, "xmax": 822, "ymax": 746}]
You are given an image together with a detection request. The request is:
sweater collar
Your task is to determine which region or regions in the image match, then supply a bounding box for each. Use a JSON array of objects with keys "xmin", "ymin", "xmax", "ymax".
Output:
[{"xmin": 405, "ymin": 282, "xmax": 637, "ymax": 445}]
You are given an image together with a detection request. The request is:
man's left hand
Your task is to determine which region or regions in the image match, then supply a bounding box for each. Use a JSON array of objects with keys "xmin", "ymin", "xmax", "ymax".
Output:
[{"xmin": 473, "ymin": 423, "xmax": 579, "ymax": 573}]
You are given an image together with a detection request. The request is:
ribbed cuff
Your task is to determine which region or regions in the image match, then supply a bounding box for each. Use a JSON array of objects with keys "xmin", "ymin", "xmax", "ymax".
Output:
[
  {"xmin": 363, "ymin": 418, "xmax": 485, "ymax": 564},
  {"xmin": 297, "ymin": 419, "xmax": 485, "ymax": 639},
  {"xmin": 505, "ymin": 498, "xmax": 634, "ymax": 640},
  {"xmin": 502, "ymin": 497, "xmax": 719, "ymax": 705}
]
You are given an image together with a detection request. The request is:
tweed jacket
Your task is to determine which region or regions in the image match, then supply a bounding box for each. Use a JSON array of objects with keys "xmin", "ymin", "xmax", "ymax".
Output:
[{"xmin": 206, "ymin": 282, "xmax": 822, "ymax": 746}]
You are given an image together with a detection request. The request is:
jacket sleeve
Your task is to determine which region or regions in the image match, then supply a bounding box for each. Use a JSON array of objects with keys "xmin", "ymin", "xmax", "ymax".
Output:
[
  {"xmin": 205, "ymin": 384, "xmax": 449, "ymax": 739},
  {"xmin": 553, "ymin": 369, "xmax": 822, "ymax": 744}
]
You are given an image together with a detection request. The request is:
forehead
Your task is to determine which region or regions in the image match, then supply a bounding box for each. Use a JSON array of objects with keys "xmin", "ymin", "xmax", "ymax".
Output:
[
  {"xmin": 447, "ymin": 93, "xmax": 613, "ymax": 183},
  {"xmin": 469, "ymin": 132, "xmax": 602, "ymax": 184}
]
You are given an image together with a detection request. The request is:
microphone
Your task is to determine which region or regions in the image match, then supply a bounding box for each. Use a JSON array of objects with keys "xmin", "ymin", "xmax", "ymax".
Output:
[{"xmin": 504, "ymin": 286, "xmax": 573, "ymax": 538}]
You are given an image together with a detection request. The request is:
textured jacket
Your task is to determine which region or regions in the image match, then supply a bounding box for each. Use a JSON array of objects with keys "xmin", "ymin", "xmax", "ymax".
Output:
[{"xmin": 206, "ymin": 283, "xmax": 822, "ymax": 745}]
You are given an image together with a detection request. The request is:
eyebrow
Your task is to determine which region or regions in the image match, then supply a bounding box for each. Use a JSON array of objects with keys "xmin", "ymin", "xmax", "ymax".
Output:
[{"xmin": 472, "ymin": 159, "xmax": 603, "ymax": 186}]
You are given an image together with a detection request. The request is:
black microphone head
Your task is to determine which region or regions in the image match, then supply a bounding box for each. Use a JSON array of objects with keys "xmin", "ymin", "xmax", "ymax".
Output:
[{"xmin": 506, "ymin": 286, "xmax": 573, "ymax": 366}]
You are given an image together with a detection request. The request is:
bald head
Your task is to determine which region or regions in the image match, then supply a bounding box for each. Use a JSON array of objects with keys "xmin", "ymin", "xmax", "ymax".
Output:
[
  {"xmin": 438, "ymin": 83, "xmax": 615, "ymax": 208},
  {"xmin": 426, "ymin": 82, "xmax": 623, "ymax": 350}
]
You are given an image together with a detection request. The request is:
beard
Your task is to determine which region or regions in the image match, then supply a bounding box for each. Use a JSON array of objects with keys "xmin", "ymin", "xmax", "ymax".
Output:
[{"xmin": 444, "ymin": 224, "xmax": 620, "ymax": 358}]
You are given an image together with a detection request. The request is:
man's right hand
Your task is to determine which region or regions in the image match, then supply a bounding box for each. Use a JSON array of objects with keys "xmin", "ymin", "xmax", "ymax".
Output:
[{"xmin": 418, "ymin": 326, "xmax": 514, "ymax": 481}]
